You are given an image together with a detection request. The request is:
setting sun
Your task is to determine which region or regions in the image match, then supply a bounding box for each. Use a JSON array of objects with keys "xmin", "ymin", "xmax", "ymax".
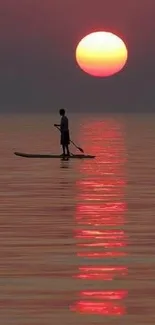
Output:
[{"xmin": 76, "ymin": 31, "xmax": 128, "ymax": 77}]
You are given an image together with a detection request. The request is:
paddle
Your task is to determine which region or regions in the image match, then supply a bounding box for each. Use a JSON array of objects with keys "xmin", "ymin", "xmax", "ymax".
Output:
[{"xmin": 54, "ymin": 125, "xmax": 84, "ymax": 153}]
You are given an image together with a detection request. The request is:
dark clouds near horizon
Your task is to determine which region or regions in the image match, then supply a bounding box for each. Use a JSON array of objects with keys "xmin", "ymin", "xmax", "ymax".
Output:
[{"xmin": 0, "ymin": 0, "xmax": 155, "ymax": 112}]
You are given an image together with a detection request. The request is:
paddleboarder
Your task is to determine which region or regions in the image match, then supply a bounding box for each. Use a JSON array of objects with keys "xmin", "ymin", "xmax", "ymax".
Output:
[{"xmin": 54, "ymin": 109, "xmax": 70, "ymax": 157}]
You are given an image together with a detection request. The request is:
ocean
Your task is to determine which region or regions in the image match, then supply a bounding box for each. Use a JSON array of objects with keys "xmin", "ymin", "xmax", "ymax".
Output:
[{"xmin": 0, "ymin": 113, "xmax": 155, "ymax": 324}]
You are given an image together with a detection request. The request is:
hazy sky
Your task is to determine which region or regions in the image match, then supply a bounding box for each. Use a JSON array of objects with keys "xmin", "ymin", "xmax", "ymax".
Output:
[{"xmin": 0, "ymin": 0, "xmax": 155, "ymax": 112}]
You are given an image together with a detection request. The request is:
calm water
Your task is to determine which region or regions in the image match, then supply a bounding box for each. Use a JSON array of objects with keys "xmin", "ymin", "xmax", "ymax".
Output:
[{"xmin": 0, "ymin": 113, "xmax": 155, "ymax": 324}]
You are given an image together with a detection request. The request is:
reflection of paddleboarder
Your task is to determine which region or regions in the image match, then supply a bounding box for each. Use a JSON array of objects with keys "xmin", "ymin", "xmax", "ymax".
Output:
[{"xmin": 54, "ymin": 109, "xmax": 70, "ymax": 157}]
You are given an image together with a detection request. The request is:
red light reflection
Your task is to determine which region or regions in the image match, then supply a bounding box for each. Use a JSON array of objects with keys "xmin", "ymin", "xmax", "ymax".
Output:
[
  {"xmin": 70, "ymin": 119, "xmax": 128, "ymax": 317},
  {"xmin": 76, "ymin": 203, "xmax": 126, "ymax": 226},
  {"xmin": 71, "ymin": 301, "xmax": 125, "ymax": 315},
  {"xmin": 81, "ymin": 290, "xmax": 128, "ymax": 299},
  {"xmin": 75, "ymin": 266, "xmax": 127, "ymax": 280}
]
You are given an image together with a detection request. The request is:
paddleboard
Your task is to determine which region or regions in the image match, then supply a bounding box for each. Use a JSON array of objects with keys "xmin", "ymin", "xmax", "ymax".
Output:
[{"xmin": 14, "ymin": 152, "xmax": 95, "ymax": 159}]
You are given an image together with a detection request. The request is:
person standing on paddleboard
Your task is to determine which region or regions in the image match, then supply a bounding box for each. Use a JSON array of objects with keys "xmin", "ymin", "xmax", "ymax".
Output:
[{"xmin": 54, "ymin": 109, "xmax": 70, "ymax": 157}]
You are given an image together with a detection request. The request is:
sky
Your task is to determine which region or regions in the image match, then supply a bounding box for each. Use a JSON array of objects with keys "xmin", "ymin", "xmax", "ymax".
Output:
[{"xmin": 0, "ymin": 0, "xmax": 155, "ymax": 112}]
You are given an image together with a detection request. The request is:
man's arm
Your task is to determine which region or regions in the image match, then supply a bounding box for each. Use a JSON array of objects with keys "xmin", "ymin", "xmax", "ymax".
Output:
[{"xmin": 54, "ymin": 117, "xmax": 63, "ymax": 129}]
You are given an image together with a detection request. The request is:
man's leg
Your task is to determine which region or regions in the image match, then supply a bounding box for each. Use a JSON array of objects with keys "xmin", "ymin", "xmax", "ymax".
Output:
[
  {"xmin": 62, "ymin": 145, "xmax": 66, "ymax": 156},
  {"xmin": 66, "ymin": 145, "xmax": 70, "ymax": 156}
]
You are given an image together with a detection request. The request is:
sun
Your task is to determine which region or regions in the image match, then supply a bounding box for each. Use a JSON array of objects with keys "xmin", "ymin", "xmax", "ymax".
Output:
[{"xmin": 75, "ymin": 31, "xmax": 128, "ymax": 77}]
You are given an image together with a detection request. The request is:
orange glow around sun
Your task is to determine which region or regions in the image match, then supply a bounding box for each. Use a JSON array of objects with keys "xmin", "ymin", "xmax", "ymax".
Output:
[{"xmin": 76, "ymin": 31, "xmax": 128, "ymax": 77}]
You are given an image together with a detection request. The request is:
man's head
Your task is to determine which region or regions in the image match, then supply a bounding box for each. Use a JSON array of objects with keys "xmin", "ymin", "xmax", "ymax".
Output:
[{"xmin": 59, "ymin": 108, "xmax": 65, "ymax": 116}]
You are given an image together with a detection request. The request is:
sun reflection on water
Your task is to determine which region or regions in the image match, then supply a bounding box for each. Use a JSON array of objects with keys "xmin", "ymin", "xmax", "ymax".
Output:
[{"xmin": 70, "ymin": 118, "xmax": 128, "ymax": 316}]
